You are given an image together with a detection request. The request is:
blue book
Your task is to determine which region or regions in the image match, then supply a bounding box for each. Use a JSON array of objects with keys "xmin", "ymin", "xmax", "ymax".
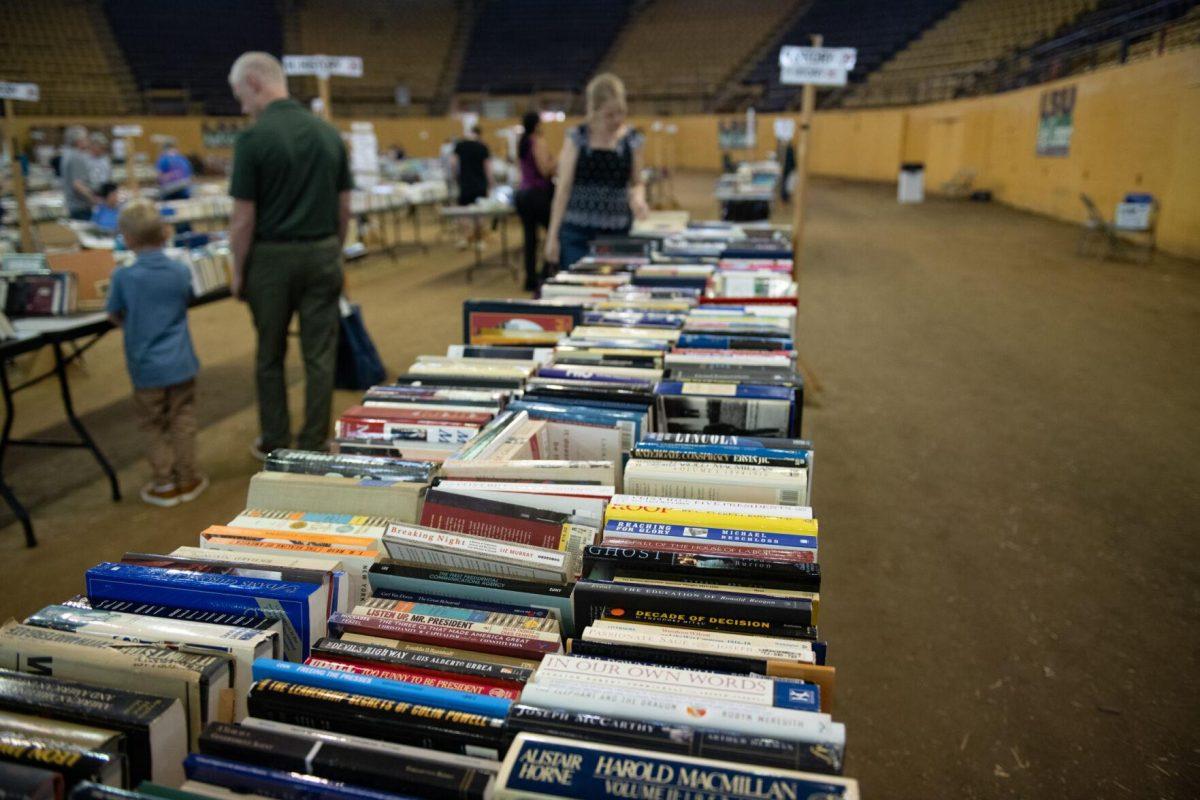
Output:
[
  {"xmin": 603, "ymin": 519, "xmax": 817, "ymax": 553},
  {"xmin": 495, "ymin": 734, "xmax": 859, "ymax": 799},
  {"xmin": 642, "ymin": 432, "xmax": 812, "ymax": 451},
  {"xmin": 85, "ymin": 562, "xmax": 321, "ymax": 661},
  {"xmin": 184, "ymin": 754, "xmax": 419, "ymax": 800},
  {"xmin": 509, "ymin": 400, "xmax": 645, "ymax": 447},
  {"xmin": 676, "ymin": 333, "xmax": 794, "ymax": 350},
  {"xmin": 536, "ymin": 367, "xmax": 652, "ymax": 384},
  {"xmin": 251, "ymin": 659, "xmax": 513, "ymax": 718}
]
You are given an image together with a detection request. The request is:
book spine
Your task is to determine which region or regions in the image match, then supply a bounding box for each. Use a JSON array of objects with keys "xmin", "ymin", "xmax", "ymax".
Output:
[
  {"xmin": 351, "ymin": 605, "xmax": 560, "ymax": 643},
  {"xmin": 602, "ymin": 518, "xmax": 818, "ymax": 552},
  {"xmin": 515, "ymin": 682, "xmax": 842, "ymax": 747},
  {"xmin": 571, "ymin": 580, "xmax": 814, "ymax": 637},
  {"xmin": 85, "ymin": 598, "xmax": 277, "ymax": 631},
  {"xmin": 0, "ymin": 735, "xmax": 117, "ymax": 788},
  {"xmin": 494, "ymin": 734, "xmax": 853, "ymax": 799},
  {"xmin": 198, "ymin": 723, "xmax": 493, "ymax": 799},
  {"xmin": 250, "ymin": 659, "xmax": 512, "ymax": 718},
  {"xmin": 505, "ymin": 706, "xmax": 842, "ymax": 775},
  {"xmin": 383, "ymin": 524, "xmax": 569, "ymax": 580},
  {"xmin": 311, "ymin": 637, "xmax": 533, "ymax": 685},
  {"xmin": 631, "ymin": 443, "xmax": 808, "ymax": 468},
  {"xmin": 599, "ymin": 536, "xmax": 816, "ymax": 563},
  {"xmin": 328, "ymin": 612, "xmax": 561, "ymax": 659},
  {"xmin": 531, "ymin": 654, "xmax": 819, "ymax": 712},
  {"xmin": 368, "ymin": 588, "xmax": 551, "ymax": 620},
  {"xmin": 305, "ymin": 657, "xmax": 521, "ymax": 700},
  {"xmin": 183, "ymin": 753, "xmax": 410, "ymax": 800},
  {"xmin": 579, "ymin": 621, "xmax": 815, "ymax": 661},
  {"xmin": 581, "ymin": 545, "xmax": 821, "ymax": 590},
  {"xmin": 360, "ymin": 598, "xmax": 558, "ymax": 634},
  {"xmin": 246, "ymin": 679, "xmax": 506, "ymax": 759}
]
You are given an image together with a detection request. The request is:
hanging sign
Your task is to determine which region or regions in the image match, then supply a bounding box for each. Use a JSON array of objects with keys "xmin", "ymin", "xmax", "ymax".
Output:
[
  {"xmin": 283, "ymin": 55, "xmax": 363, "ymax": 79},
  {"xmin": 0, "ymin": 82, "xmax": 40, "ymax": 102}
]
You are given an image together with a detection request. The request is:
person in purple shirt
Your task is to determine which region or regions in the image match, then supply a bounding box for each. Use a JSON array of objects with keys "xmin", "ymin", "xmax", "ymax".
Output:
[
  {"xmin": 514, "ymin": 112, "xmax": 556, "ymax": 290},
  {"xmin": 106, "ymin": 200, "xmax": 206, "ymax": 507}
]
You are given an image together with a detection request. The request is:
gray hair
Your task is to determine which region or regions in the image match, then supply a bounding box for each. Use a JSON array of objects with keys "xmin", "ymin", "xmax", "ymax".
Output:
[
  {"xmin": 229, "ymin": 52, "xmax": 286, "ymax": 88},
  {"xmin": 65, "ymin": 125, "xmax": 88, "ymax": 146}
]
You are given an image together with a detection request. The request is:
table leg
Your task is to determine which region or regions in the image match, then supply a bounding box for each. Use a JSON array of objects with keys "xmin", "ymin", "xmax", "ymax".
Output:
[
  {"xmin": 413, "ymin": 206, "xmax": 425, "ymax": 251},
  {"xmin": 468, "ymin": 217, "xmax": 483, "ymax": 282},
  {"xmin": 51, "ymin": 340, "xmax": 121, "ymax": 502},
  {"xmin": 0, "ymin": 364, "xmax": 36, "ymax": 547}
]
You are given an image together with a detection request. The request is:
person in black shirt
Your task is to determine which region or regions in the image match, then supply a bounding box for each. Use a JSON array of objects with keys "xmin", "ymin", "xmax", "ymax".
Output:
[{"xmin": 452, "ymin": 126, "xmax": 493, "ymax": 249}]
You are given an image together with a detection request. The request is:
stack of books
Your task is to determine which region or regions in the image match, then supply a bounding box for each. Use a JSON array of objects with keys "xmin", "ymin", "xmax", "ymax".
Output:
[{"xmin": 0, "ymin": 221, "xmax": 861, "ymax": 800}]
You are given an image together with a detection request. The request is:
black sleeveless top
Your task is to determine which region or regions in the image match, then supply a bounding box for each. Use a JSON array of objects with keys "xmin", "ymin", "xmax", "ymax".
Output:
[{"xmin": 564, "ymin": 124, "xmax": 644, "ymax": 231}]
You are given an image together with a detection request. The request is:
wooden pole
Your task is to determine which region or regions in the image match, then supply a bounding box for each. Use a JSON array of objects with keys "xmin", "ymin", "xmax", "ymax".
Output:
[
  {"xmin": 791, "ymin": 33, "xmax": 822, "ymax": 281},
  {"xmin": 317, "ymin": 75, "xmax": 332, "ymax": 121},
  {"xmin": 3, "ymin": 99, "xmax": 34, "ymax": 252}
]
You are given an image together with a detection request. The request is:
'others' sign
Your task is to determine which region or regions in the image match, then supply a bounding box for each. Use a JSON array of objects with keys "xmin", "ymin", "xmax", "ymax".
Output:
[{"xmin": 283, "ymin": 55, "xmax": 363, "ymax": 79}]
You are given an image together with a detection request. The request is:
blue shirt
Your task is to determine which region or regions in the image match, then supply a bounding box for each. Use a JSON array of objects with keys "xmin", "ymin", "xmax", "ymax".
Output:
[
  {"xmin": 106, "ymin": 249, "xmax": 199, "ymax": 389},
  {"xmin": 91, "ymin": 204, "xmax": 120, "ymax": 232},
  {"xmin": 157, "ymin": 151, "xmax": 193, "ymax": 198}
]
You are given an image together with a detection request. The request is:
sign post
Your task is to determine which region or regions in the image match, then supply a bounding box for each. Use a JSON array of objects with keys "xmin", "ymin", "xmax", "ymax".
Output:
[
  {"xmin": 113, "ymin": 124, "xmax": 143, "ymax": 195},
  {"xmin": 779, "ymin": 37, "xmax": 856, "ymax": 280},
  {"xmin": 0, "ymin": 81, "xmax": 40, "ymax": 252},
  {"xmin": 283, "ymin": 55, "xmax": 363, "ymax": 121}
]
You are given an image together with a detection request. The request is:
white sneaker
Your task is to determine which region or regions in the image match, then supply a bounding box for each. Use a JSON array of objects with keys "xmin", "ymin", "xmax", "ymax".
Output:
[
  {"xmin": 140, "ymin": 482, "xmax": 181, "ymax": 508},
  {"xmin": 177, "ymin": 474, "xmax": 210, "ymax": 503}
]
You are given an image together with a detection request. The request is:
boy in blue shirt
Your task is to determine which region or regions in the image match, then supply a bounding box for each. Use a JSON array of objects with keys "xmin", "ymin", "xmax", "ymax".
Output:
[
  {"xmin": 106, "ymin": 200, "xmax": 207, "ymax": 507},
  {"xmin": 90, "ymin": 182, "xmax": 122, "ymax": 233}
]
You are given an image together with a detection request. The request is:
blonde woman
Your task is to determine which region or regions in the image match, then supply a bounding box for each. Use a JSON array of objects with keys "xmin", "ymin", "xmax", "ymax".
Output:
[{"xmin": 545, "ymin": 73, "xmax": 649, "ymax": 269}]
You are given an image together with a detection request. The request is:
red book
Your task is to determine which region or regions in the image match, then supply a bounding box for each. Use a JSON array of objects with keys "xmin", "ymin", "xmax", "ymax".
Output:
[
  {"xmin": 304, "ymin": 656, "xmax": 522, "ymax": 700},
  {"xmin": 328, "ymin": 612, "xmax": 561, "ymax": 660},
  {"xmin": 419, "ymin": 489, "xmax": 568, "ymax": 550},
  {"xmin": 600, "ymin": 536, "xmax": 816, "ymax": 563}
]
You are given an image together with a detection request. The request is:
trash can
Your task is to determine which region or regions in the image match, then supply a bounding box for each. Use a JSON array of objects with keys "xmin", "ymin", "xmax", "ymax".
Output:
[{"xmin": 898, "ymin": 162, "xmax": 925, "ymax": 204}]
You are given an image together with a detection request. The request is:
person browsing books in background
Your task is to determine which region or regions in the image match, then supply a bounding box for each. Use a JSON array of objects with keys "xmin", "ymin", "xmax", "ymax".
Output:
[
  {"xmin": 227, "ymin": 51, "xmax": 353, "ymax": 458},
  {"xmin": 545, "ymin": 73, "xmax": 649, "ymax": 269},
  {"xmin": 156, "ymin": 137, "xmax": 194, "ymax": 201},
  {"xmin": 106, "ymin": 200, "xmax": 207, "ymax": 508},
  {"xmin": 515, "ymin": 111, "xmax": 556, "ymax": 291},
  {"xmin": 451, "ymin": 125, "xmax": 493, "ymax": 250},
  {"xmin": 90, "ymin": 182, "xmax": 122, "ymax": 233}
]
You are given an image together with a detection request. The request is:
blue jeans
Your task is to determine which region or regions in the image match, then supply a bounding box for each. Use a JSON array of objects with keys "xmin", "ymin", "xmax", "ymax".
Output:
[{"xmin": 558, "ymin": 222, "xmax": 627, "ymax": 269}]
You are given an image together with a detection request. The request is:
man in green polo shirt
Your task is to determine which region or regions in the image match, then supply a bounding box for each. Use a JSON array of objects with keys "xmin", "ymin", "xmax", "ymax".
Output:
[{"xmin": 227, "ymin": 52, "xmax": 353, "ymax": 456}]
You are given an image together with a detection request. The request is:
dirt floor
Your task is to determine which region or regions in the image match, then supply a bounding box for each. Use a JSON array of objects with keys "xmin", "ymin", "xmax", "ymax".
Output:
[{"xmin": 1, "ymin": 171, "xmax": 1197, "ymax": 798}]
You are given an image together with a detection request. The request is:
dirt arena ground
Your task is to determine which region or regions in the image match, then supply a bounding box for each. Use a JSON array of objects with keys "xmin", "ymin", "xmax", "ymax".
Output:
[{"xmin": 1, "ymin": 171, "xmax": 1196, "ymax": 798}]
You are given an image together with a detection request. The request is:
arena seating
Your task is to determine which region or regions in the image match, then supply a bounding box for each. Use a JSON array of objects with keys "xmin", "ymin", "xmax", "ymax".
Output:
[
  {"xmin": 739, "ymin": 0, "xmax": 961, "ymax": 111},
  {"xmin": 599, "ymin": 0, "xmax": 797, "ymax": 112},
  {"xmin": 845, "ymin": 0, "xmax": 1101, "ymax": 106},
  {"xmin": 103, "ymin": 0, "xmax": 282, "ymax": 115},
  {"xmin": 0, "ymin": 0, "xmax": 137, "ymax": 116},
  {"xmin": 457, "ymin": 0, "xmax": 631, "ymax": 96},
  {"xmin": 290, "ymin": 0, "xmax": 460, "ymax": 115}
]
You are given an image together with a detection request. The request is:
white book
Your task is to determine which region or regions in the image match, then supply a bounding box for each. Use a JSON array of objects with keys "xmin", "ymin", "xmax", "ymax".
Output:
[
  {"xmin": 240, "ymin": 717, "xmax": 501, "ymax": 772},
  {"xmin": 24, "ymin": 603, "xmax": 274, "ymax": 721},
  {"xmin": 196, "ymin": 534, "xmax": 376, "ymax": 610},
  {"xmin": 619, "ymin": 459, "xmax": 809, "ymax": 508},
  {"xmin": 582, "ymin": 620, "xmax": 815, "ymax": 663},
  {"xmin": 518, "ymin": 679, "xmax": 844, "ymax": 747},
  {"xmin": 381, "ymin": 523, "xmax": 571, "ymax": 584},
  {"xmin": 531, "ymin": 654, "xmax": 809, "ymax": 708},
  {"xmin": 169, "ymin": 546, "xmax": 353, "ymax": 613},
  {"xmin": 0, "ymin": 621, "xmax": 233, "ymax": 750},
  {"xmin": 542, "ymin": 421, "xmax": 623, "ymax": 465},
  {"xmin": 442, "ymin": 459, "xmax": 618, "ymax": 488}
]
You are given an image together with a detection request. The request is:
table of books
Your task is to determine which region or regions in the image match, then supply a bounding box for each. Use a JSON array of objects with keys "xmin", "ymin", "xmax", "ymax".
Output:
[{"xmin": 0, "ymin": 219, "xmax": 862, "ymax": 799}]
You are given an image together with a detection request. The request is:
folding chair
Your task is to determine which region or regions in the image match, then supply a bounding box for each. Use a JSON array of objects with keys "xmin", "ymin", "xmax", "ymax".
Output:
[{"xmin": 1077, "ymin": 193, "xmax": 1122, "ymax": 260}]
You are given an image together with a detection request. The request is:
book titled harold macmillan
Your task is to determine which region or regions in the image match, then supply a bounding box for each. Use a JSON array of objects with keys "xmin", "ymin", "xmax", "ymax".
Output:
[{"xmin": 493, "ymin": 733, "xmax": 858, "ymax": 800}]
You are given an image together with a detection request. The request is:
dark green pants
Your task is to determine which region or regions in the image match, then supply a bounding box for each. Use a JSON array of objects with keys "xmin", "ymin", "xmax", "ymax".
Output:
[{"xmin": 245, "ymin": 237, "xmax": 342, "ymax": 451}]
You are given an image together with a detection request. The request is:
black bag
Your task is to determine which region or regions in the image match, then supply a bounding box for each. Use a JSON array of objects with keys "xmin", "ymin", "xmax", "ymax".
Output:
[{"xmin": 334, "ymin": 298, "xmax": 388, "ymax": 390}]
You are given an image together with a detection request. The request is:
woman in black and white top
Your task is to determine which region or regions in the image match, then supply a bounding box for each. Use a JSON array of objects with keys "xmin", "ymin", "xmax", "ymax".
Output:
[{"xmin": 545, "ymin": 73, "xmax": 649, "ymax": 269}]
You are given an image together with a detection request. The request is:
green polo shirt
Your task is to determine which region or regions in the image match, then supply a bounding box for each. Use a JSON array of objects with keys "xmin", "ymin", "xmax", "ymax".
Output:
[{"xmin": 229, "ymin": 99, "xmax": 353, "ymax": 241}]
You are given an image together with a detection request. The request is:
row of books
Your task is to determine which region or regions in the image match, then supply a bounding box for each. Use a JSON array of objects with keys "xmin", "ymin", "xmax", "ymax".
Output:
[
  {"xmin": 0, "ymin": 271, "xmax": 78, "ymax": 317},
  {"xmin": 0, "ymin": 228, "xmax": 858, "ymax": 798},
  {"xmin": 113, "ymin": 242, "xmax": 234, "ymax": 299}
]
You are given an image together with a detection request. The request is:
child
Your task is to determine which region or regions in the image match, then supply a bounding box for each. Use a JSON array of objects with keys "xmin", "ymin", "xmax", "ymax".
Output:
[
  {"xmin": 106, "ymin": 200, "xmax": 206, "ymax": 507},
  {"xmin": 90, "ymin": 182, "xmax": 122, "ymax": 233}
]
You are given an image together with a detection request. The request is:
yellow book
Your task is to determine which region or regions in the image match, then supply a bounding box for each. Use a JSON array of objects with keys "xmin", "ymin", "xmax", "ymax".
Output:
[{"xmin": 201, "ymin": 525, "xmax": 380, "ymax": 550}]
